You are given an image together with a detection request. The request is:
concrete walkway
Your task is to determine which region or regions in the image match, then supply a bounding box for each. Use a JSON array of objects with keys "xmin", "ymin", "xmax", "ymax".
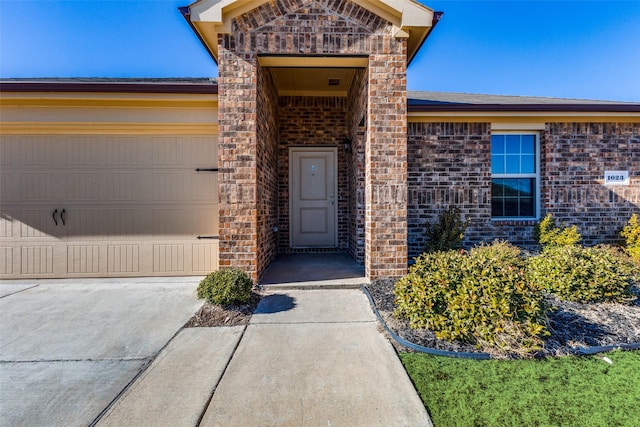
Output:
[
  {"xmin": 1, "ymin": 273, "xmax": 431, "ymax": 426},
  {"xmin": 99, "ymin": 288, "xmax": 431, "ymax": 427},
  {"xmin": 0, "ymin": 277, "xmax": 203, "ymax": 426}
]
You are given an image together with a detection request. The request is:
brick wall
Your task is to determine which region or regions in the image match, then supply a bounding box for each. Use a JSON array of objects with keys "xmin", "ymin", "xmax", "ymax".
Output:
[
  {"xmin": 277, "ymin": 96, "xmax": 349, "ymax": 251},
  {"xmin": 365, "ymin": 48, "xmax": 408, "ymax": 278},
  {"xmin": 255, "ymin": 65, "xmax": 280, "ymax": 273},
  {"xmin": 346, "ymin": 68, "xmax": 367, "ymax": 262},
  {"xmin": 544, "ymin": 122, "xmax": 640, "ymax": 244},
  {"xmin": 407, "ymin": 123, "xmax": 492, "ymax": 257},
  {"xmin": 217, "ymin": 47, "xmax": 260, "ymax": 280},
  {"xmin": 407, "ymin": 121, "xmax": 640, "ymax": 258},
  {"xmin": 218, "ymin": 0, "xmax": 412, "ymax": 279}
]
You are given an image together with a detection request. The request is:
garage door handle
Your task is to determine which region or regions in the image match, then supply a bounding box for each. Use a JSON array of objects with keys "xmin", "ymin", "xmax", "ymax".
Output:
[
  {"xmin": 60, "ymin": 209, "xmax": 66, "ymax": 226},
  {"xmin": 52, "ymin": 209, "xmax": 58, "ymax": 226}
]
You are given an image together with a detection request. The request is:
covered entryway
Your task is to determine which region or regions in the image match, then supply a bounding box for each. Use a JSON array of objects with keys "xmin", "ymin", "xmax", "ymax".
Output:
[
  {"xmin": 289, "ymin": 147, "xmax": 338, "ymax": 248},
  {"xmin": 0, "ymin": 134, "xmax": 218, "ymax": 278},
  {"xmin": 184, "ymin": 0, "xmax": 438, "ymax": 281}
]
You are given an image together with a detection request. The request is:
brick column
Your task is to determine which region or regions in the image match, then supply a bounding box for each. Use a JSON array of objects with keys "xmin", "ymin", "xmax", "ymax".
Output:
[
  {"xmin": 365, "ymin": 48, "xmax": 408, "ymax": 279},
  {"xmin": 217, "ymin": 45, "xmax": 259, "ymax": 282}
]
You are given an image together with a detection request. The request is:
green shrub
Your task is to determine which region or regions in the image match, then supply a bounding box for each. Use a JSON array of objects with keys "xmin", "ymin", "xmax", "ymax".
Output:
[
  {"xmin": 527, "ymin": 245, "xmax": 635, "ymax": 303},
  {"xmin": 196, "ymin": 268, "xmax": 253, "ymax": 306},
  {"xmin": 534, "ymin": 214, "xmax": 581, "ymax": 247},
  {"xmin": 424, "ymin": 206, "xmax": 470, "ymax": 253},
  {"xmin": 621, "ymin": 214, "xmax": 640, "ymax": 262},
  {"xmin": 394, "ymin": 241, "xmax": 547, "ymax": 353}
]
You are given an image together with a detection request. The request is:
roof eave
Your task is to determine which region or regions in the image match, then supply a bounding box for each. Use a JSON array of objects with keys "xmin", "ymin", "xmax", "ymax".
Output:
[
  {"xmin": 407, "ymin": 103, "xmax": 640, "ymax": 113},
  {"xmin": 179, "ymin": 6, "xmax": 218, "ymax": 66},
  {"xmin": 407, "ymin": 11, "xmax": 442, "ymax": 66},
  {"xmin": 0, "ymin": 81, "xmax": 219, "ymax": 95}
]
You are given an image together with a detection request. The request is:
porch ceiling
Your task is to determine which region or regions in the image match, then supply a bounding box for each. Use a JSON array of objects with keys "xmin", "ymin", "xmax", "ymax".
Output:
[{"xmin": 269, "ymin": 68, "xmax": 356, "ymax": 97}]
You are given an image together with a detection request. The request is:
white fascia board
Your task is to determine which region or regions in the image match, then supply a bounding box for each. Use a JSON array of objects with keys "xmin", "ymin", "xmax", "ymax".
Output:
[
  {"xmin": 379, "ymin": 0, "xmax": 433, "ymax": 28},
  {"xmin": 189, "ymin": 0, "xmax": 226, "ymax": 23}
]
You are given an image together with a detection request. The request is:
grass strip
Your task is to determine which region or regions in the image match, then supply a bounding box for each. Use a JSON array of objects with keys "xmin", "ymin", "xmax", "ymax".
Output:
[{"xmin": 400, "ymin": 350, "xmax": 640, "ymax": 427}]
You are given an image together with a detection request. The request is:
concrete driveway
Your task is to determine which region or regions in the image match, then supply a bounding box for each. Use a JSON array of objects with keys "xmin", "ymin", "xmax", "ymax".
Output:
[{"xmin": 0, "ymin": 277, "xmax": 202, "ymax": 426}]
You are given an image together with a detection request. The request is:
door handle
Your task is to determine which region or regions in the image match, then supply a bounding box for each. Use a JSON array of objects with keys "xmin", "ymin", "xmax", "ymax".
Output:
[
  {"xmin": 52, "ymin": 209, "xmax": 58, "ymax": 226},
  {"xmin": 60, "ymin": 209, "xmax": 66, "ymax": 226}
]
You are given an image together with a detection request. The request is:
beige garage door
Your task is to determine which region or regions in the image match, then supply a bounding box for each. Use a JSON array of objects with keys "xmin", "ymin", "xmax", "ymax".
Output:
[{"xmin": 0, "ymin": 134, "xmax": 219, "ymax": 278}]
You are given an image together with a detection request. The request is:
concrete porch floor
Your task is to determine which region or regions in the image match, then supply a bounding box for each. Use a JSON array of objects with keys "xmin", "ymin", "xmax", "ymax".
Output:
[{"xmin": 259, "ymin": 253, "xmax": 368, "ymax": 288}]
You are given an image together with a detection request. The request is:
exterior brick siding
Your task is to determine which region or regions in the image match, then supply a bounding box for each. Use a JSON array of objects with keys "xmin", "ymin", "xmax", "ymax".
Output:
[
  {"xmin": 256, "ymin": 66, "xmax": 280, "ymax": 275},
  {"xmin": 407, "ymin": 123, "xmax": 492, "ymax": 257},
  {"xmin": 346, "ymin": 68, "xmax": 367, "ymax": 263},
  {"xmin": 218, "ymin": 0, "xmax": 412, "ymax": 280},
  {"xmin": 543, "ymin": 122, "xmax": 640, "ymax": 245},
  {"xmin": 277, "ymin": 96, "xmax": 349, "ymax": 251},
  {"xmin": 407, "ymin": 121, "xmax": 640, "ymax": 259}
]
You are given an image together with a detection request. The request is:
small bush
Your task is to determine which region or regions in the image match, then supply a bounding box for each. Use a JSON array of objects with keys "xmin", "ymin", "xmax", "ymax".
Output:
[
  {"xmin": 394, "ymin": 241, "xmax": 547, "ymax": 353},
  {"xmin": 196, "ymin": 268, "xmax": 253, "ymax": 306},
  {"xmin": 424, "ymin": 206, "xmax": 470, "ymax": 253},
  {"xmin": 534, "ymin": 214, "xmax": 581, "ymax": 247},
  {"xmin": 621, "ymin": 214, "xmax": 640, "ymax": 262},
  {"xmin": 527, "ymin": 245, "xmax": 635, "ymax": 303}
]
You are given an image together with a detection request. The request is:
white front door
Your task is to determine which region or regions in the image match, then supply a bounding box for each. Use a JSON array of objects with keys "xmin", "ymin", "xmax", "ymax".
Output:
[{"xmin": 290, "ymin": 147, "xmax": 337, "ymax": 248}]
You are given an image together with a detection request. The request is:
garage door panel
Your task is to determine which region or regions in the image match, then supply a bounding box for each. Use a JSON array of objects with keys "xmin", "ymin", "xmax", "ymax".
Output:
[
  {"xmin": 67, "ymin": 137, "xmax": 98, "ymax": 165},
  {"xmin": 0, "ymin": 247, "xmax": 14, "ymax": 275},
  {"xmin": 107, "ymin": 244, "xmax": 140, "ymax": 274},
  {"xmin": 19, "ymin": 209, "xmax": 60, "ymax": 238},
  {"xmin": 103, "ymin": 208, "xmax": 148, "ymax": 236},
  {"xmin": 152, "ymin": 137, "xmax": 182, "ymax": 165},
  {"xmin": 152, "ymin": 173, "xmax": 186, "ymax": 201},
  {"xmin": 0, "ymin": 214, "xmax": 15, "ymax": 238},
  {"xmin": 66, "ymin": 173, "xmax": 100, "ymax": 201},
  {"xmin": 191, "ymin": 174, "xmax": 218, "ymax": 202},
  {"xmin": 0, "ymin": 134, "xmax": 219, "ymax": 278},
  {"xmin": 106, "ymin": 173, "xmax": 140, "ymax": 201},
  {"xmin": 67, "ymin": 245, "xmax": 100, "ymax": 274},
  {"xmin": 21, "ymin": 245, "xmax": 54, "ymax": 275},
  {"xmin": 153, "ymin": 244, "xmax": 185, "ymax": 273},
  {"xmin": 13, "ymin": 173, "xmax": 57, "ymax": 202},
  {"xmin": 191, "ymin": 136, "xmax": 218, "ymax": 167},
  {"xmin": 106, "ymin": 137, "xmax": 140, "ymax": 166},
  {"xmin": 19, "ymin": 136, "xmax": 59, "ymax": 166},
  {"xmin": 191, "ymin": 243, "xmax": 218, "ymax": 272}
]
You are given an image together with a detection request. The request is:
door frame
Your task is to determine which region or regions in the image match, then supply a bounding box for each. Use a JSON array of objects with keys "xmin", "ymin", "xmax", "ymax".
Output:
[{"xmin": 288, "ymin": 146, "xmax": 338, "ymax": 248}]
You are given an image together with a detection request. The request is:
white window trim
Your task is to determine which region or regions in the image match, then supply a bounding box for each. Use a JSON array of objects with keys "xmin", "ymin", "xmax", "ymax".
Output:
[{"xmin": 490, "ymin": 131, "xmax": 541, "ymax": 221}]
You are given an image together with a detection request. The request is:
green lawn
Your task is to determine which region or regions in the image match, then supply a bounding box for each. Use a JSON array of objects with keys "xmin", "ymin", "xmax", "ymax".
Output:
[{"xmin": 400, "ymin": 350, "xmax": 640, "ymax": 427}]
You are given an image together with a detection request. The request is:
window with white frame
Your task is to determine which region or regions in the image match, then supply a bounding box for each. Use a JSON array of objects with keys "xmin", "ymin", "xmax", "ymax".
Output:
[{"xmin": 491, "ymin": 133, "xmax": 539, "ymax": 219}]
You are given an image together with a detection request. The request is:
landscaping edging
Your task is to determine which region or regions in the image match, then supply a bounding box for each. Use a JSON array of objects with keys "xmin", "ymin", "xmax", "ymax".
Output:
[{"xmin": 361, "ymin": 285, "xmax": 640, "ymax": 359}]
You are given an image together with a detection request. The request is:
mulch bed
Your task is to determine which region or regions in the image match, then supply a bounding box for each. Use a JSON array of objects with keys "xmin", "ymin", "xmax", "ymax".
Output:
[
  {"xmin": 366, "ymin": 278, "xmax": 640, "ymax": 358},
  {"xmin": 184, "ymin": 290, "xmax": 263, "ymax": 327}
]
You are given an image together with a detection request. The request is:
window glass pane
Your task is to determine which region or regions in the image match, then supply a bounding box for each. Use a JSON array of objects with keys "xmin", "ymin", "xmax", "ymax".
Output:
[
  {"xmin": 520, "ymin": 198, "xmax": 534, "ymax": 217},
  {"xmin": 504, "ymin": 198, "xmax": 519, "ymax": 216},
  {"xmin": 492, "ymin": 199, "xmax": 504, "ymax": 217},
  {"xmin": 503, "ymin": 179, "xmax": 519, "ymax": 196},
  {"xmin": 491, "ymin": 135, "xmax": 505, "ymax": 154},
  {"xmin": 492, "ymin": 179, "xmax": 504, "ymax": 197},
  {"xmin": 521, "ymin": 135, "xmax": 535, "ymax": 154},
  {"xmin": 506, "ymin": 155, "xmax": 520, "ymax": 173},
  {"xmin": 491, "ymin": 134, "xmax": 538, "ymax": 219},
  {"xmin": 517, "ymin": 178, "xmax": 533, "ymax": 196},
  {"xmin": 491, "ymin": 155, "xmax": 504, "ymax": 174},
  {"xmin": 521, "ymin": 154, "xmax": 535, "ymax": 174},
  {"xmin": 506, "ymin": 135, "xmax": 520, "ymax": 154}
]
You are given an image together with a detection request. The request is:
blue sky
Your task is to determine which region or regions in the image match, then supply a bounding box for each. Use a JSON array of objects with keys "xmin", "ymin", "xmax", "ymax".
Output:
[{"xmin": 1, "ymin": 0, "xmax": 639, "ymax": 101}]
